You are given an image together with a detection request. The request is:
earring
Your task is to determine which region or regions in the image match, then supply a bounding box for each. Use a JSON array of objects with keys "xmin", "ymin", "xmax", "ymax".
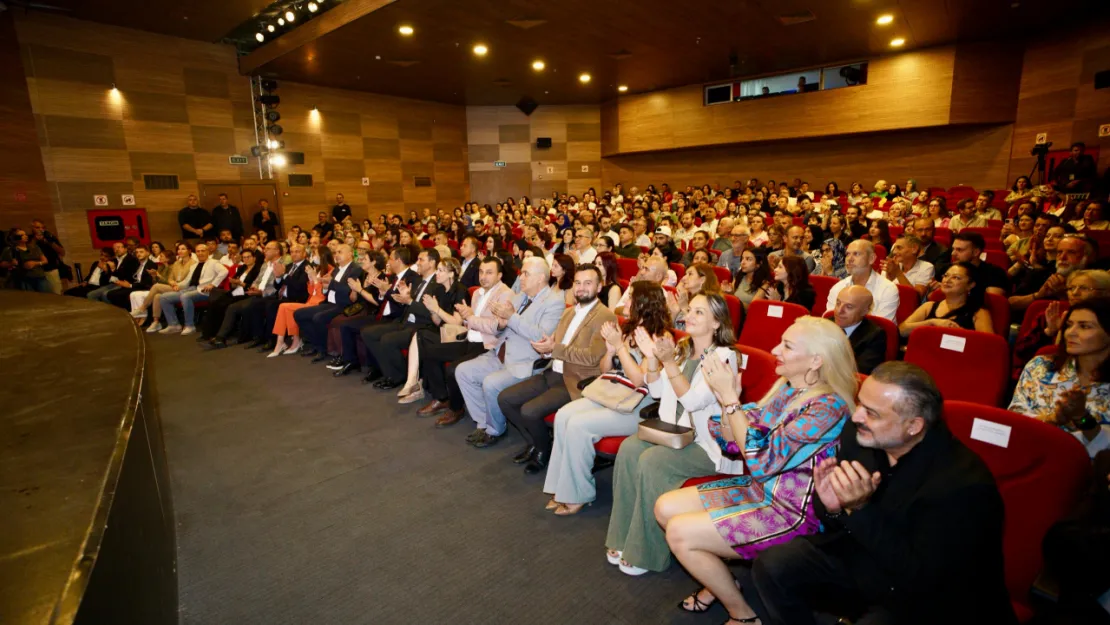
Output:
[{"xmin": 804, "ymin": 367, "xmax": 820, "ymax": 386}]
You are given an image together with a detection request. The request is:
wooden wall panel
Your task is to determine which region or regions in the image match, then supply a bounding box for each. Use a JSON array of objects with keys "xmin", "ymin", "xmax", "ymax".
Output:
[{"xmin": 602, "ymin": 124, "xmax": 1014, "ymax": 196}]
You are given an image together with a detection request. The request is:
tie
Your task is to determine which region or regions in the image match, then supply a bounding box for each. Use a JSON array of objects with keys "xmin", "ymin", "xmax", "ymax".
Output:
[{"xmin": 517, "ymin": 296, "xmax": 533, "ymax": 315}]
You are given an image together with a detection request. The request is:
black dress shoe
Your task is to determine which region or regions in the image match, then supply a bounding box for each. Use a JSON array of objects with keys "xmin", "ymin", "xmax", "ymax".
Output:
[
  {"xmin": 332, "ymin": 362, "xmax": 357, "ymax": 377},
  {"xmin": 196, "ymin": 334, "xmax": 213, "ymax": 343},
  {"xmin": 524, "ymin": 450, "xmax": 549, "ymax": 475},
  {"xmin": 374, "ymin": 378, "xmax": 403, "ymax": 390},
  {"xmin": 300, "ymin": 348, "xmax": 317, "ymax": 358},
  {"xmin": 361, "ymin": 369, "xmax": 382, "ymax": 385},
  {"xmin": 257, "ymin": 342, "xmax": 276, "ymax": 353},
  {"xmin": 245, "ymin": 339, "xmax": 266, "ymax": 349},
  {"xmin": 311, "ymin": 353, "xmax": 329, "ymax": 364},
  {"xmin": 513, "ymin": 446, "xmax": 536, "ymax": 464},
  {"xmin": 201, "ymin": 339, "xmax": 228, "ymax": 350},
  {"xmin": 327, "ymin": 356, "xmax": 342, "ymax": 366}
]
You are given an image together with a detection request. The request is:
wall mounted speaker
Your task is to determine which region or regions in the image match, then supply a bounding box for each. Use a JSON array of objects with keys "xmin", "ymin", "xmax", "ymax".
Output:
[
  {"xmin": 536, "ymin": 137, "xmax": 552, "ymax": 149},
  {"xmin": 1095, "ymin": 70, "xmax": 1109, "ymax": 90},
  {"xmin": 516, "ymin": 96, "xmax": 539, "ymax": 116}
]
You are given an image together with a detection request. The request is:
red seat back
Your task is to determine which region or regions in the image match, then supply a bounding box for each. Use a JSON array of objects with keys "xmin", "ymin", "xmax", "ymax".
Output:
[
  {"xmin": 1017, "ymin": 299, "xmax": 1068, "ymax": 341},
  {"xmin": 738, "ymin": 300, "xmax": 810, "ymax": 353},
  {"xmin": 926, "ymin": 290, "xmax": 1010, "ymax": 338},
  {"xmin": 942, "ymin": 401, "xmax": 1090, "ymax": 619},
  {"xmin": 904, "ymin": 326, "xmax": 1009, "ymax": 406},
  {"xmin": 808, "ymin": 274, "xmax": 839, "ymax": 316},
  {"xmin": 872, "ymin": 244, "xmax": 887, "ymax": 271},
  {"xmin": 420, "ymin": 239, "xmax": 434, "ymax": 248},
  {"xmin": 722, "ymin": 293, "xmax": 744, "ymax": 337},
  {"xmin": 735, "ymin": 344, "xmax": 779, "ymax": 404},
  {"xmin": 670, "ymin": 263, "xmax": 686, "ymax": 281},
  {"xmin": 896, "ymin": 283, "xmax": 920, "ymax": 323},
  {"xmin": 616, "ymin": 258, "xmax": 639, "ymax": 281},
  {"xmin": 712, "ymin": 265, "xmax": 732, "ymax": 285},
  {"xmin": 889, "ymin": 225, "xmax": 904, "ymax": 239}
]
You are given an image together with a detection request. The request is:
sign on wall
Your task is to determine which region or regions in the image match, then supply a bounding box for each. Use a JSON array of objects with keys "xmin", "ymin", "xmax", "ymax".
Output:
[
  {"xmin": 121, "ymin": 194, "xmax": 136, "ymax": 206},
  {"xmin": 229, "ymin": 155, "xmax": 249, "ymax": 165},
  {"xmin": 494, "ymin": 161, "xmax": 506, "ymax": 167},
  {"xmin": 93, "ymin": 194, "xmax": 108, "ymax": 206}
]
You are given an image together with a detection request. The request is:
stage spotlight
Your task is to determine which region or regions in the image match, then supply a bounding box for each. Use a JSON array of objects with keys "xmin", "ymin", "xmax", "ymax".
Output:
[
  {"xmin": 398, "ymin": 25, "xmax": 414, "ymax": 36},
  {"xmin": 267, "ymin": 24, "xmax": 275, "ymax": 32},
  {"xmin": 890, "ymin": 37, "xmax": 905, "ymax": 47},
  {"xmin": 579, "ymin": 73, "xmax": 591, "ymax": 83},
  {"xmin": 618, "ymin": 85, "xmax": 628, "ymax": 92},
  {"xmin": 258, "ymin": 94, "xmax": 280, "ymax": 106},
  {"xmin": 277, "ymin": 17, "xmax": 285, "ymax": 25},
  {"xmin": 285, "ymin": 10, "xmax": 295, "ymax": 22},
  {"xmin": 261, "ymin": 79, "xmax": 279, "ymax": 92},
  {"xmin": 255, "ymin": 32, "xmax": 264, "ymax": 42},
  {"xmin": 268, "ymin": 124, "xmax": 284, "ymax": 135},
  {"xmin": 308, "ymin": 2, "xmax": 318, "ymax": 12},
  {"xmin": 270, "ymin": 153, "xmax": 287, "ymax": 167},
  {"xmin": 265, "ymin": 110, "xmax": 281, "ymax": 122},
  {"xmin": 876, "ymin": 14, "xmax": 894, "ymax": 25},
  {"xmin": 532, "ymin": 60, "xmax": 545, "ymax": 71},
  {"xmin": 473, "ymin": 44, "xmax": 488, "ymax": 56}
]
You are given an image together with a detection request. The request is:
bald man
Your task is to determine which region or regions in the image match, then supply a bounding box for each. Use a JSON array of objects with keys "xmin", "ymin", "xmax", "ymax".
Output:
[
  {"xmin": 613, "ymin": 256, "xmax": 677, "ymax": 317},
  {"xmin": 832, "ymin": 285, "xmax": 888, "ymax": 374}
]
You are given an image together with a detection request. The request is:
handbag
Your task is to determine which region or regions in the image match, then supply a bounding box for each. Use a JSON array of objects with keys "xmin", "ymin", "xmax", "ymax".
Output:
[
  {"xmin": 637, "ymin": 402, "xmax": 695, "ymax": 450},
  {"xmin": 342, "ymin": 302, "xmax": 365, "ymax": 317},
  {"xmin": 440, "ymin": 323, "xmax": 468, "ymax": 343},
  {"xmin": 581, "ymin": 374, "xmax": 649, "ymax": 414}
]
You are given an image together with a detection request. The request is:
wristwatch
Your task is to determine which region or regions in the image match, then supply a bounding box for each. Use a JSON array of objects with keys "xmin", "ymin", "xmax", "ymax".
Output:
[{"xmin": 1076, "ymin": 411, "xmax": 1099, "ymax": 431}]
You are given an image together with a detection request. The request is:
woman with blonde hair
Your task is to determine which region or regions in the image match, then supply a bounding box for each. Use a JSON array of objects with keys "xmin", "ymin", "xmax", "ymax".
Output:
[{"xmin": 655, "ymin": 316, "xmax": 857, "ymax": 624}]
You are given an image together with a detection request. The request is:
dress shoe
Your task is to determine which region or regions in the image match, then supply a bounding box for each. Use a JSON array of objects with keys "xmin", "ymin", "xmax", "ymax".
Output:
[
  {"xmin": 201, "ymin": 339, "xmax": 228, "ymax": 350},
  {"xmin": 470, "ymin": 430, "xmax": 504, "ymax": 448},
  {"xmin": 361, "ymin": 369, "xmax": 383, "ymax": 385},
  {"xmin": 524, "ymin": 450, "xmax": 549, "ymax": 474},
  {"xmin": 332, "ymin": 362, "xmax": 356, "ymax": 377},
  {"xmin": 374, "ymin": 378, "xmax": 403, "ymax": 391},
  {"xmin": 554, "ymin": 502, "xmax": 592, "ymax": 516},
  {"xmin": 513, "ymin": 446, "xmax": 537, "ymax": 464},
  {"xmin": 417, "ymin": 400, "xmax": 449, "ymax": 417},
  {"xmin": 326, "ymin": 356, "xmax": 343, "ymax": 368},
  {"xmin": 434, "ymin": 410, "xmax": 466, "ymax": 429},
  {"xmin": 311, "ymin": 353, "xmax": 329, "ymax": 364}
]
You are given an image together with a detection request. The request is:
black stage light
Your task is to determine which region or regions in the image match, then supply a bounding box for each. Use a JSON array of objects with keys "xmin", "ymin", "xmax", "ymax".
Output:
[
  {"xmin": 265, "ymin": 110, "xmax": 281, "ymax": 122},
  {"xmin": 258, "ymin": 94, "xmax": 280, "ymax": 106},
  {"xmin": 250, "ymin": 145, "xmax": 262, "ymax": 157},
  {"xmin": 268, "ymin": 124, "xmax": 284, "ymax": 135},
  {"xmin": 261, "ymin": 79, "xmax": 279, "ymax": 92}
]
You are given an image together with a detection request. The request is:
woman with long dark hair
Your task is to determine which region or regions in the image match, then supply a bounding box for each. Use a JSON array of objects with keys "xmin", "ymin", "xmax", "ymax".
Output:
[
  {"xmin": 594, "ymin": 252, "xmax": 624, "ymax": 309},
  {"xmin": 735, "ymin": 249, "xmax": 775, "ymax": 306},
  {"xmin": 551, "ymin": 253, "xmax": 576, "ymax": 306},
  {"xmin": 899, "ymin": 262, "xmax": 992, "ymax": 336},
  {"xmin": 772, "ymin": 255, "xmax": 816, "ymax": 311}
]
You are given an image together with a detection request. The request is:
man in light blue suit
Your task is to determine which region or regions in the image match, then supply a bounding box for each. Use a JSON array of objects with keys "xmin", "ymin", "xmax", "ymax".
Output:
[{"xmin": 456, "ymin": 256, "xmax": 565, "ymax": 448}]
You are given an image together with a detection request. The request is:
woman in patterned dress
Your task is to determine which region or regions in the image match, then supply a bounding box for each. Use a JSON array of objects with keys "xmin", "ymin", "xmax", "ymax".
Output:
[{"xmin": 654, "ymin": 317, "xmax": 858, "ymax": 625}]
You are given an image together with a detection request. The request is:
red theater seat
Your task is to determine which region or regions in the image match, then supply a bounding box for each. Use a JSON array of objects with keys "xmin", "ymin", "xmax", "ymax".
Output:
[
  {"xmin": 896, "ymin": 283, "xmax": 920, "ymax": 323},
  {"xmin": 722, "ymin": 293, "xmax": 744, "ymax": 337},
  {"xmin": 735, "ymin": 344, "xmax": 778, "ymax": 403},
  {"xmin": 927, "ymin": 289, "xmax": 1010, "ymax": 338},
  {"xmin": 942, "ymin": 401, "xmax": 1091, "ymax": 622},
  {"xmin": 616, "ymin": 258, "xmax": 639, "ymax": 281},
  {"xmin": 670, "ymin": 263, "xmax": 686, "ymax": 281},
  {"xmin": 712, "ymin": 265, "xmax": 732, "ymax": 285},
  {"xmin": 904, "ymin": 326, "xmax": 1009, "ymax": 406},
  {"xmin": 808, "ymin": 275, "xmax": 839, "ymax": 316},
  {"xmin": 738, "ymin": 300, "xmax": 809, "ymax": 353}
]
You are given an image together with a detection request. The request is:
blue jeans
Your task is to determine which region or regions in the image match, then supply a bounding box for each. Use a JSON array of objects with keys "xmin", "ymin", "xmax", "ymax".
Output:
[
  {"xmin": 21, "ymin": 276, "xmax": 53, "ymax": 293},
  {"xmin": 87, "ymin": 284, "xmax": 121, "ymax": 302},
  {"xmin": 158, "ymin": 287, "xmax": 210, "ymax": 327}
]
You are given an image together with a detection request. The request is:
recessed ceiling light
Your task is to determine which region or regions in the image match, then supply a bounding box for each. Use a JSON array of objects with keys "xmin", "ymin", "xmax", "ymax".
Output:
[
  {"xmin": 256, "ymin": 32, "xmax": 265, "ymax": 42},
  {"xmin": 579, "ymin": 73, "xmax": 591, "ymax": 83},
  {"xmin": 890, "ymin": 37, "xmax": 905, "ymax": 47},
  {"xmin": 473, "ymin": 44, "xmax": 488, "ymax": 56},
  {"xmin": 618, "ymin": 85, "xmax": 628, "ymax": 92},
  {"xmin": 532, "ymin": 60, "xmax": 545, "ymax": 71},
  {"xmin": 876, "ymin": 14, "xmax": 894, "ymax": 25},
  {"xmin": 285, "ymin": 10, "xmax": 295, "ymax": 22},
  {"xmin": 398, "ymin": 25, "xmax": 414, "ymax": 36}
]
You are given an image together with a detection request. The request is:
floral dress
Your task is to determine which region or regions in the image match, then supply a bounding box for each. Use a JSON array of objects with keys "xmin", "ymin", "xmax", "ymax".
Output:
[
  {"xmin": 1009, "ymin": 355, "xmax": 1110, "ymax": 458},
  {"xmin": 697, "ymin": 385, "xmax": 850, "ymax": 559}
]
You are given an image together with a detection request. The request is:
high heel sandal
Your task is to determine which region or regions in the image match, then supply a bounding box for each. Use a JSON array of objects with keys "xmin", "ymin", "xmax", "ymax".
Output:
[
  {"xmin": 545, "ymin": 498, "xmax": 560, "ymax": 511},
  {"xmin": 267, "ymin": 344, "xmax": 288, "ymax": 358},
  {"xmin": 678, "ymin": 587, "xmax": 717, "ymax": 613},
  {"xmin": 722, "ymin": 615, "xmax": 759, "ymax": 624},
  {"xmin": 282, "ymin": 343, "xmax": 301, "ymax": 356},
  {"xmin": 553, "ymin": 502, "xmax": 591, "ymax": 516}
]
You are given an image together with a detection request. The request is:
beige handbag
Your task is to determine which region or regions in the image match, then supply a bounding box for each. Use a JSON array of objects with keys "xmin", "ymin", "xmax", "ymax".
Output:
[
  {"xmin": 636, "ymin": 403, "xmax": 695, "ymax": 450},
  {"xmin": 440, "ymin": 323, "xmax": 468, "ymax": 343},
  {"xmin": 581, "ymin": 374, "xmax": 649, "ymax": 414}
]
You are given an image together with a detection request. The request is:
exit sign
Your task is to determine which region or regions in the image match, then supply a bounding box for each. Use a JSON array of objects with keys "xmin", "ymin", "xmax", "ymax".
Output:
[
  {"xmin": 229, "ymin": 155, "xmax": 249, "ymax": 165},
  {"xmin": 494, "ymin": 161, "xmax": 507, "ymax": 167}
]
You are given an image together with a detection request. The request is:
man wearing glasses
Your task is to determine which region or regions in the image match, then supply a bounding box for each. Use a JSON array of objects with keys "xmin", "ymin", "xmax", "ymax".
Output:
[{"xmin": 716, "ymin": 224, "xmax": 750, "ymax": 275}]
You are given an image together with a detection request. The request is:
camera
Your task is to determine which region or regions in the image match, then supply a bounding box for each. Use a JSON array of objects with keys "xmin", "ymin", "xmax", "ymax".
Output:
[{"xmin": 1031, "ymin": 141, "xmax": 1053, "ymax": 157}]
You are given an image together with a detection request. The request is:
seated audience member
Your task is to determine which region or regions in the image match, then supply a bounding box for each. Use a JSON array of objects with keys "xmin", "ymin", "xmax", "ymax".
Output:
[
  {"xmin": 671, "ymin": 262, "xmax": 721, "ymax": 330},
  {"xmin": 843, "ymin": 205, "xmax": 868, "ymax": 240},
  {"xmin": 911, "ymin": 217, "xmax": 948, "ymax": 267},
  {"xmin": 832, "ymin": 286, "xmax": 887, "ymax": 374},
  {"xmin": 157, "ymin": 243, "xmax": 228, "ymax": 335},
  {"xmin": 825, "ymin": 240, "xmax": 899, "ymax": 322},
  {"xmin": 1069, "ymin": 200, "xmax": 1108, "ymax": 231},
  {"xmin": 332, "ymin": 247, "xmax": 416, "ymax": 376},
  {"xmin": 748, "ymin": 215, "xmax": 770, "ymax": 248},
  {"xmin": 614, "ymin": 224, "xmax": 642, "ymax": 259},
  {"xmin": 730, "ymin": 249, "xmax": 775, "ymax": 306},
  {"xmin": 550, "ymin": 253, "xmax": 577, "ymax": 306},
  {"xmin": 569, "ymin": 228, "xmax": 598, "ymax": 265},
  {"xmin": 740, "ymin": 362, "xmax": 1017, "ymax": 625},
  {"xmin": 457, "ymin": 236, "xmax": 481, "ymax": 289},
  {"xmin": 196, "ymin": 247, "xmax": 262, "ymax": 341},
  {"xmin": 766, "ymin": 255, "xmax": 815, "ymax": 311},
  {"xmin": 1012, "ymin": 270, "xmax": 1110, "ymax": 377},
  {"xmin": 292, "ymin": 244, "xmax": 364, "ymax": 361},
  {"xmin": 454, "ymin": 257, "xmax": 564, "ymax": 447},
  {"xmin": 947, "ymin": 198, "xmax": 988, "ymax": 233},
  {"xmin": 768, "ymin": 226, "xmax": 816, "ymax": 273},
  {"xmin": 87, "ymin": 241, "xmax": 138, "ymax": 303},
  {"xmin": 716, "ymin": 224, "xmax": 750, "ymax": 275},
  {"xmin": 417, "ymin": 256, "xmax": 515, "ymax": 425},
  {"xmin": 594, "ymin": 252, "xmax": 624, "ymax": 309},
  {"xmin": 811, "ymin": 238, "xmax": 847, "ymax": 280},
  {"xmin": 594, "ymin": 234, "xmax": 613, "ymax": 255},
  {"xmin": 605, "ymin": 294, "xmax": 738, "ymax": 576},
  {"xmin": 267, "ymin": 247, "xmax": 333, "ymax": 356},
  {"xmin": 64, "ymin": 247, "xmax": 116, "ymax": 298},
  {"xmin": 394, "ymin": 257, "xmax": 469, "ymax": 403},
  {"xmin": 647, "ymin": 246, "xmax": 681, "ymax": 287},
  {"xmin": 135, "ymin": 242, "xmax": 196, "ymax": 329},
  {"xmin": 866, "ymin": 220, "xmax": 893, "ymax": 253},
  {"xmin": 1010, "ymin": 297, "xmax": 1110, "ymax": 458},
  {"xmin": 613, "ymin": 257, "xmax": 677, "ymax": 317},
  {"xmin": 499, "ymin": 265, "xmax": 616, "ymax": 473},
  {"xmin": 656, "ymin": 317, "xmax": 857, "ymax": 624},
  {"xmin": 252, "ymin": 243, "xmax": 312, "ymax": 352},
  {"xmin": 680, "ymin": 231, "xmax": 712, "ymax": 267},
  {"xmin": 653, "ymin": 226, "xmax": 683, "ymax": 264},
  {"xmin": 883, "ymin": 236, "xmax": 934, "ymax": 298},
  {"xmin": 545, "ymin": 282, "xmax": 673, "ymax": 514},
  {"xmin": 711, "ymin": 218, "xmax": 736, "ymax": 252},
  {"xmin": 203, "ymin": 241, "xmax": 284, "ymax": 347},
  {"xmin": 899, "ymin": 262, "xmax": 992, "ymax": 336},
  {"xmin": 1009, "ymin": 231, "xmax": 1093, "ymax": 311},
  {"xmin": 1008, "ymin": 220, "xmax": 1061, "ymax": 297},
  {"xmin": 942, "ymin": 232, "xmax": 1009, "ymax": 296},
  {"xmin": 1002, "ymin": 212, "xmax": 1035, "ymax": 253}
]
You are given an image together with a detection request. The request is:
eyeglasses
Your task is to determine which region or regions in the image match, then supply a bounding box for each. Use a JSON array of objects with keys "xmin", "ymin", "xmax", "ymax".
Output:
[{"xmin": 1067, "ymin": 285, "xmax": 1102, "ymax": 294}]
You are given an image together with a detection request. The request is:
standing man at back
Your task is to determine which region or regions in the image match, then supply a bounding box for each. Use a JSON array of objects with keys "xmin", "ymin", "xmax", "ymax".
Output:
[{"xmin": 211, "ymin": 193, "xmax": 244, "ymax": 242}]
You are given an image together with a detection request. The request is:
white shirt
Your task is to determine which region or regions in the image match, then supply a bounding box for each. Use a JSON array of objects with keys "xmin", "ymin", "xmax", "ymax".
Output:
[
  {"xmin": 327, "ymin": 262, "xmax": 352, "ymax": 304},
  {"xmin": 554, "ymin": 299, "xmax": 598, "ymax": 374},
  {"xmin": 843, "ymin": 321, "xmax": 862, "ymax": 337},
  {"xmin": 903, "ymin": 259, "xmax": 935, "ymax": 286},
  {"xmin": 635, "ymin": 234, "xmax": 652, "ymax": 248},
  {"xmin": 406, "ymin": 275, "xmax": 434, "ymax": 323},
  {"xmin": 89, "ymin": 265, "xmax": 103, "ymax": 285},
  {"xmin": 576, "ymin": 246, "xmax": 597, "ymax": 265},
  {"xmin": 827, "ymin": 270, "xmax": 900, "ymax": 322},
  {"xmin": 382, "ymin": 267, "xmax": 411, "ymax": 317},
  {"xmin": 466, "ymin": 286, "xmax": 495, "ymax": 343}
]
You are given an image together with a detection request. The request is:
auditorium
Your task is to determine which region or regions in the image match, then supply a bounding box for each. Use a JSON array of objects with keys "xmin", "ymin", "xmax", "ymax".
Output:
[{"xmin": 4, "ymin": 0, "xmax": 1110, "ymax": 623}]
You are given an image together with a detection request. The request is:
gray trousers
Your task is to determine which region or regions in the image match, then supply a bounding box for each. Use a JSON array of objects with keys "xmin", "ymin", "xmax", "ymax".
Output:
[
  {"xmin": 543, "ymin": 397, "xmax": 642, "ymax": 505},
  {"xmin": 604, "ymin": 435, "xmax": 715, "ymax": 572}
]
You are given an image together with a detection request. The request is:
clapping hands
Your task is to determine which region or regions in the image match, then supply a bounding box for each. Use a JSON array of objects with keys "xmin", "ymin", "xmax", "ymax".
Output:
[
  {"xmin": 702, "ymin": 352, "xmax": 740, "ymax": 407},
  {"xmin": 530, "ymin": 334, "xmax": 556, "ymax": 354},
  {"xmin": 813, "ymin": 457, "xmax": 882, "ymax": 514},
  {"xmin": 600, "ymin": 321, "xmax": 623, "ymax": 352}
]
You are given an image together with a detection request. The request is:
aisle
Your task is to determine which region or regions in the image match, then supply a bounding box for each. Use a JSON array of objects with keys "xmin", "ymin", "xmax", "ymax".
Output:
[{"xmin": 148, "ymin": 335, "xmax": 705, "ymax": 624}]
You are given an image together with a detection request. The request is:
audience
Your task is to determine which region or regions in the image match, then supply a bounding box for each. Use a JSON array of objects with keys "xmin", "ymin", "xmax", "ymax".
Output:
[
  {"xmin": 899, "ymin": 262, "xmax": 993, "ymax": 336},
  {"xmin": 157, "ymin": 243, "xmax": 228, "ymax": 335},
  {"xmin": 729, "ymin": 249, "xmax": 774, "ymax": 307},
  {"xmin": 769, "ymin": 255, "xmax": 816, "ymax": 310},
  {"xmin": 394, "ymin": 256, "xmax": 470, "ymax": 403},
  {"xmin": 672, "ymin": 262, "xmax": 721, "ymax": 330},
  {"xmin": 883, "ymin": 236, "xmax": 934, "ymax": 298},
  {"xmin": 267, "ymin": 246, "xmax": 332, "ymax": 356}
]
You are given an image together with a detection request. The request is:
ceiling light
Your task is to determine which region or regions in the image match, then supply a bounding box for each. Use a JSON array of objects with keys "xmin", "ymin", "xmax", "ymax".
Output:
[
  {"xmin": 307, "ymin": 2, "xmax": 318, "ymax": 12},
  {"xmin": 277, "ymin": 17, "xmax": 285, "ymax": 25},
  {"xmin": 618, "ymin": 85, "xmax": 628, "ymax": 92},
  {"xmin": 267, "ymin": 24, "xmax": 275, "ymax": 32},
  {"xmin": 876, "ymin": 14, "xmax": 894, "ymax": 25},
  {"xmin": 398, "ymin": 25, "xmax": 414, "ymax": 36},
  {"xmin": 473, "ymin": 44, "xmax": 488, "ymax": 56},
  {"xmin": 532, "ymin": 60, "xmax": 545, "ymax": 71},
  {"xmin": 578, "ymin": 73, "xmax": 591, "ymax": 83},
  {"xmin": 255, "ymin": 32, "xmax": 264, "ymax": 42},
  {"xmin": 890, "ymin": 37, "xmax": 905, "ymax": 47},
  {"xmin": 285, "ymin": 10, "xmax": 295, "ymax": 22},
  {"xmin": 270, "ymin": 154, "xmax": 287, "ymax": 167}
]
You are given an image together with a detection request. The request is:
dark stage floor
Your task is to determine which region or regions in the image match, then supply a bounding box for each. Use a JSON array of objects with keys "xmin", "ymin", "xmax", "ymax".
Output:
[{"xmin": 149, "ymin": 334, "xmax": 716, "ymax": 625}]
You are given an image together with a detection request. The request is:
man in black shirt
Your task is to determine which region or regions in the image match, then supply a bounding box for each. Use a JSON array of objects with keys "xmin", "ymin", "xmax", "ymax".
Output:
[
  {"xmin": 251, "ymin": 199, "xmax": 279, "ymax": 240},
  {"xmin": 1053, "ymin": 142, "xmax": 1098, "ymax": 193},
  {"xmin": 30, "ymin": 219, "xmax": 66, "ymax": 293},
  {"xmin": 911, "ymin": 218, "xmax": 948, "ymax": 268},
  {"xmin": 945, "ymin": 232, "xmax": 1009, "ymax": 296},
  {"xmin": 741, "ymin": 362, "xmax": 1017, "ymax": 625},
  {"xmin": 614, "ymin": 224, "xmax": 641, "ymax": 259},
  {"xmin": 210, "ymin": 193, "xmax": 243, "ymax": 241},
  {"xmin": 331, "ymin": 193, "xmax": 352, "ymax": 223},
  {"xmin": 178, "ymin": 194, "xmax": 212, "ymax": 240},
  {"xmin": 844, "ymin": 205, "xmax": 868, "ymax": 240}
]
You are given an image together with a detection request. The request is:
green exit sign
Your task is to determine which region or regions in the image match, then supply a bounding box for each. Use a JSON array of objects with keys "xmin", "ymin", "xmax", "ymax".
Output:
[
  {"xmin": 494, "ymin": 161, "xmax": 506, "ymax": 167},
  {"xmin": 229, "ymin": 155, "xmax": 249, "ymax": 165}
]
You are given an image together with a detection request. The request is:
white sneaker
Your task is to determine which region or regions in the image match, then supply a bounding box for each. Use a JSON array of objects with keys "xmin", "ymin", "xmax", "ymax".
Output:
[
  {"xmin": 131, "ymin": 311, "xmax": 147, "ymax": 319},
  {"xmin": 159, "ymin": 325, "xmax": 182, "ymax": 334},
  {"xmin": 180, "ymin": 326, "xmax": 196, "ymax": 336},
  {"xmin": 146, "ymin": 322, "xmax": 163, "ymax": 333}
]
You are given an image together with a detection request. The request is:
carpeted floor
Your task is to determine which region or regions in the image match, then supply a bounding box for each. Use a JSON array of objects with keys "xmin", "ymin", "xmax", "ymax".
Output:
[{"xmin": 149, "ymin": 334, "xmax": 724, "ymax": 625}]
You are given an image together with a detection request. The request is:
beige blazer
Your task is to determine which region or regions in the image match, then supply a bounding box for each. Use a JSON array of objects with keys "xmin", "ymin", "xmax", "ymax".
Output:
[
  {"xmin": 550, "ymin": 301, "xmax": 617, "ymax": 399},
  {"xmin": 462, "ymin": 282, "xmax": 515, "ymax": 349}
]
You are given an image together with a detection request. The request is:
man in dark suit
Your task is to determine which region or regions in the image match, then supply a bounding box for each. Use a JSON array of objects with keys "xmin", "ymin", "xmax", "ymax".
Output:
[
  {"xmin": 359, "ymin": 248, "xmax": 451, "ymax": 389},
  {"xmin": 211, "ymin": 193, "xmax": 244, "ymax": 241},
  {"xmin": 831, "ymin": 285, "xmax": 887, "ymax": 375},
  {"xmin": 245, "ymin": 242, "xmax": 312, "ymax": 351},
  {"xmin": 87, "ymin": 241, "xmax": 138, "ymax": 303},
  {"xmin": 293, "ymin": 243, "xmax": 364, "ymax": 362},
  {"xmin": 105, "ymin": 244, "xmax": 156, "ymax": 310},
  {"xmin": 458, "ymin": 236, "xmax": 481, "ymax": 289},
  {"xmin": 740, "ymin": 363, "xmax": 1016, "ymax": 625}
]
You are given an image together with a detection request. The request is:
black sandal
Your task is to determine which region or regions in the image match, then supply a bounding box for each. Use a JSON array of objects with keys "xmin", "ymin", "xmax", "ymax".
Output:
[
  {"xmin": 723, "ymin": 615, "xmax": 759, "ymax": 624},
  {"xmin": 678, "ymin": 587, "xmax": 716, "ymax": 613}
]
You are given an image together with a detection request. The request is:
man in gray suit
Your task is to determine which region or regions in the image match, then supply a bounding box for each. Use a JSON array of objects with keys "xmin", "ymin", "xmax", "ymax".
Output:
[{"xmin": 455, "ymin": 257, "xmax": 565, "ymax": 448}]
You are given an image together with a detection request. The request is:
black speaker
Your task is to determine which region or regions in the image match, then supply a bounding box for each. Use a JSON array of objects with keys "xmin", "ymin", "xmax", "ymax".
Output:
[
  {"xmin": 287, "ymin": 151, "xmax": 305, "ymax": 165},
  {"xmin": 1095, "ymin": 70, "xmax": 1110, "ymax": 90},
  {"xmin": 516, "ymin": 96, "xmax": 539, "ymax": 116},
  {"xmin": 536, "ymin": 137, "xmax": 552, "ymax": 149}
]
